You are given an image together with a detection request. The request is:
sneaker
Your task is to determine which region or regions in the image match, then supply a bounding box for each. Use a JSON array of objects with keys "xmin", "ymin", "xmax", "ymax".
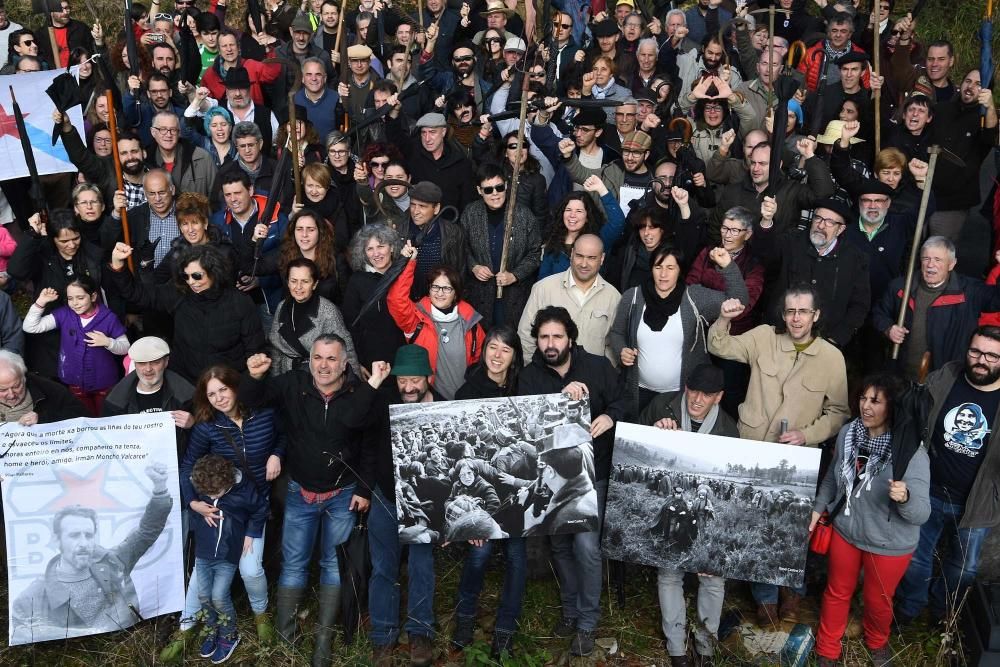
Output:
[
  {"xmin": 409, "ymin": 634, "xmax": 434, "ymax": 667},
  {"xmin": 451, "ymin": 616, "xmax": 475, "ymax": 649},
  {"xmin": 211, "ymin": 633, "xmax": 240, "ymax": 664},
  {"xmin": 870, "ymin": 645, "xmax": 894, "ymax": 667},
  {"xmin": 490, "ymin": 629, "xmax": 514, "ymax": 658},
  {"xmin": 569, "ymin": 629, "xmax": 596, "ymax": 656},
  {"xmin": 199, "ymin": 628, "xmax": 218, "ymax": 659},
  {"xmin": 552, "ymin": 616, "xmax": 578, "ymax": 638}
]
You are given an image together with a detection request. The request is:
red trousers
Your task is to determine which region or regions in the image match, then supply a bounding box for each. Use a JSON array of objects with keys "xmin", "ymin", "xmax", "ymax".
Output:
[
  {"xmin": 68, "ymin": 386, "xmax": 109, "ymax": 417},
  {"xmin": 815, "ymin": 530, "xmax": 913, "ymax": 659}
]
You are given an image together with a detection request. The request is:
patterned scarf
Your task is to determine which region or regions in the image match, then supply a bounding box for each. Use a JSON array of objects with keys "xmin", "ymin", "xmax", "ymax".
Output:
[{"xmin": 839, "ymin": 417, "xmax": 893, "ymax": 516}]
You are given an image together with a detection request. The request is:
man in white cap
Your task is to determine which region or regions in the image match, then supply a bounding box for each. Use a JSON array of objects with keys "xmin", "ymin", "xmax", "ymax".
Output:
[
  {"xmin": 102, "ymin": 336, "xmax": 195, "ymax": 433},
  {"xmin": 501, "ymin": 37, "xmax": 525, "ymax": 68},
  {"xmin": 338, "ymin": 43, "xmax": 380, "ymax": 123}
]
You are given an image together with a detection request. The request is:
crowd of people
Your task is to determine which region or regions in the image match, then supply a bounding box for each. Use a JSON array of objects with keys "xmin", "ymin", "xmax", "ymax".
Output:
[{"xmin": 1, "ymin": 0, "xmax": 999, "ymax": 664}]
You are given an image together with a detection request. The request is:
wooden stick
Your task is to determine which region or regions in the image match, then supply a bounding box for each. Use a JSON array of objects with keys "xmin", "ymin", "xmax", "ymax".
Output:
[
  {"xmin": 496, "ymin": 70, "xmax": 532, "ymax": 300},
  {"xmin": 891, "ymin": 146, "xmax": 939, "ymax": 360},
  {"xmin": 418, "ymin": 0, "xmax": 424, "ymax": 32},
  {"xmin": 288, "ymin": 93, "xmax": 302, "ymax": 206},
  {"xmin": 873, "ymin": 0, "xmax": 881, "ymax": 154},
  {"xmin": 766, "ymin": 7, "xmax": 775, "ymax": 112},
  {"xmin": 334, "ymin": 0, "xmax": 348, "ymax": 80},
  {"xmin": 106, "ymin": 90, "xmax": 135, "ymax": 274}
]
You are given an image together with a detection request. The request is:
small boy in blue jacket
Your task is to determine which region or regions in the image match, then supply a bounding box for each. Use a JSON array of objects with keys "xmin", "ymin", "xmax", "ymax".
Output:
[{"xmin": 190, "ymin": 454, "xmax": 268, "ymax": 664}]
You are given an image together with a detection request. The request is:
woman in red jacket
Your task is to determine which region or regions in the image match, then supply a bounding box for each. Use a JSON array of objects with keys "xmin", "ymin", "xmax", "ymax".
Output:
[{"xmin": 387, "ymin": 241, "xmax": 485, "ymax": 399}]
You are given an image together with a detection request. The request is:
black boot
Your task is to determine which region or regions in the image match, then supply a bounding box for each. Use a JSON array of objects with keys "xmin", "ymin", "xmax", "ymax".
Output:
[
  {"xmin": 311, "ymin": 584, "xmax": 341, "ymax": 667},
  {"xmin": 275, "ymin": 586, "xmax": 306, "ymax": 644}
]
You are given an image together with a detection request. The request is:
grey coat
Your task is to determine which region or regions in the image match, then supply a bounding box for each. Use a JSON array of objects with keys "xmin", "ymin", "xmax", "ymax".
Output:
[
  {"xmin": 608, "ymin": 262, "xmax": 749, "ymax": 417},
  {"xmin": 268, "ymin": 296, "xmax": 359, "ymax": 375},
  {"xmin": 460, "ymin": 200, "xmax": 541, "ymax": 329}
]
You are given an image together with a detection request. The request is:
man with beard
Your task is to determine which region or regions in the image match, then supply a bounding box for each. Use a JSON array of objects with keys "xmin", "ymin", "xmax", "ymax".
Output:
[
  {"xmin": 517, "ymin": 306, "xmax": 626, "ymax": 657},
  {"xmin": 895, "ymin": 327, "xmax": 1000, "ymax": 625},
  {"xmin": 368, "ymin": 345, "xmax": 441, "ymax": 667},
  {"xmin": 420, "ymin": 34, "xmax": 491, "ymax": 110},
  {"xmin": 561, "ymin": 130, "xmax": 652, "ymax": 219},
  {"xmin": 220, "ymin": 66, "xmax": 276, "ymax": 156},
  {"xmin": 924, "ymin": 69, "xmax": 998, "ymax": 241},
  {"xmin": 754, "ymin": 198, "xmax": 871, "ymax": 349},
  {"xmin": 57, "ymin": 115, "xmax": 147, "ymax": 210},
  {"xmin": 36, "ymin": 0, "xmax": 93, "ymax": 68},
  {"xmin": 10, "ymin": 464, "xmax": 172, "ymax": 643},
  {"xmin": 676, "ymin": 34, "xmax": 743, "ymax": 115},
  {"xmin": 124, "ymin": 72, "xmax": 185, "ymax": 147},
  {"xmin": 384, "ymin": 46, "xmax": 433, "ymax": 119},
  {"xmin": 874, "ymin": 236, "xmax": 1000, "ymax": 381}
]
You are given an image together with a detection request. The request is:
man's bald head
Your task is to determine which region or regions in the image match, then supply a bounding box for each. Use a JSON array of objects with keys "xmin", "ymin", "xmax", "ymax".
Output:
[{"xmin": 571, "ymin": 234, "xmax": 605, "ymax": 285}]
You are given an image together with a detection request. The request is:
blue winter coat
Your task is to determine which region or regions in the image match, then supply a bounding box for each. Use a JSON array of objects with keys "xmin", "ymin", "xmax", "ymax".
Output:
[{"xmin": 191, "ymin": 471, "xmax": 268, "ymax": 565}]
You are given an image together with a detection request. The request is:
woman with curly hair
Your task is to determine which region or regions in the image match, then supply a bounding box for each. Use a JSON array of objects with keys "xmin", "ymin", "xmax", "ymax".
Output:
[
  {"xmin": 538, "ymin": 180, "xmax": 627, "ymax": 279},
  {"xmin": 341, "ymin": 224, "xmax": 406, "ymax": 373},
  {"xmin": 105, "ymin": 242, "xmax": 266, "ymax": 382},
  {"xmin": 156, "ymin": 192, "xmax": 237, "ymax": 283},
  {"xmin": 359, "ymin": 142, "xmax": 405, "ymax": 191},
  {"xmin": 111, "ymin": 36, "xmax": 153, "ymax": 97},
  {"xmin": 269, "ymin": 209, "xmax": 348, "ymax": 304}
]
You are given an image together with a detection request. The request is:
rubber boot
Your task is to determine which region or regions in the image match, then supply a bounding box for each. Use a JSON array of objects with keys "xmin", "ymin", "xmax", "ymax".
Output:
[
  {"xmin": 274, "ymin": 586, "xmax": 306, "ymax": 644},
  {"xmin": 158, "ymin": 626, "xmax": 198, "ymax": 664},
  {"xmin": 311, "ymin": 584, "xmax": 341, "ymax": 667}
]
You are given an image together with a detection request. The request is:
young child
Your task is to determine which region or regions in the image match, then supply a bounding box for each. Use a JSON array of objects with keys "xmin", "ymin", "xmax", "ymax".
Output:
[
  {"xmin": 189, "ymin": 454, "xmax": 268, "ymax": 664},
  {"xmin": 22, "ymin": 278, "xmax": 128, "ymax": 415}
]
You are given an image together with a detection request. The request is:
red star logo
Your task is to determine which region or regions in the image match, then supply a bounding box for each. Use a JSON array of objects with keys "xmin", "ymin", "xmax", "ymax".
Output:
[
  {"xmin": 0, "ymin": 102, "xmax": 28, "ymax": 139},
  {"xmin": 44, "ymin": 463, "xmax": 125, "ymax": 511}
]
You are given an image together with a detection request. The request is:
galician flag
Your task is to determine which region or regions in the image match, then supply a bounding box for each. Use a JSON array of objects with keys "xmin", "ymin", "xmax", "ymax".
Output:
[{"xmin": 0, "ymin": 69, "xmax": 85, "ymax": 180}]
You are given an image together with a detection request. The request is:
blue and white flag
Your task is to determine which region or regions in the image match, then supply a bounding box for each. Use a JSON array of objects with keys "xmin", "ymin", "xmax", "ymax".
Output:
[{"xmin": 0, "ymin": 69, "xmax": 85, "ymax": 181}]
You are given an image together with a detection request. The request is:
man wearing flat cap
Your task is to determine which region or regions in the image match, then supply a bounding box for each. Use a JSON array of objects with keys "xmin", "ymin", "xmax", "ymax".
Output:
[
  {"xmin": 754, "ymin": 197, "xmax": 871, "ymax": 349},
  {"xmin": 806, "ymin": 50, "xmax": 882, "ymax": 133},
  {"xmin": 338, "ymin": 42, "xmax": 381, "ymax": 124},
  {"xmin": 386, "ymin": 109, "xmax": 478, "ymax": 212},
  {"xmin": 276, "ymin": 11, "xmax": 335, "ymax": 80},
  {"xmin": 396, "ymin": 178, "xmax": 466, "ymax": 298}
]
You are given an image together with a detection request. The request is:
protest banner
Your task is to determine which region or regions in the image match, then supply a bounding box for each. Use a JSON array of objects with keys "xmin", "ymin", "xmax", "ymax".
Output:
[
  {"xmin": 0, "ymin": 70, "xmax": 84, "ymax": 180},
  {"xmin": 603, "ymin": 422, "xmax": 821, "ymax": 588},
  {"xmin": 390, "ymin": 393, "xmax": 597, "ymax": 544},
  {"xmin": 0, "ymin": 413, "xmax": 184, "ymax": 645}
]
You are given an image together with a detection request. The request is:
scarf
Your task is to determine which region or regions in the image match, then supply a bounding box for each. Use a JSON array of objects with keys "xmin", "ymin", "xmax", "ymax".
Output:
[
  {"xmin": 680, "ymin": 392, "xmax": 719, "ymax": 434},
  {"xmin": 640, "ymin": 279, "xmax": 684, "ymax": 332},
  {"xmin": 431, "ymin": 303, "xmax": 458, "ymax": 322},
  {"xmin": 592, "ymin": 80, "xmax": 614, "ymax": 100},
  {"xmin": 277, "ymin": 294, "xmax": 320, "ymax": 362},
  {"xmin": 239, "ymin": 157, "xmax": 263, "ymax": 181},
  {"xmin": 823, "ymin": 40, "xmax": 851, "ymax": 64},
  {"xmin": 394, "ymin": 192, "xmax": 411, "ymax": 212},
  {"xmin": 839, "ymin": 417, "xmax": 893, "ymax": 517}
]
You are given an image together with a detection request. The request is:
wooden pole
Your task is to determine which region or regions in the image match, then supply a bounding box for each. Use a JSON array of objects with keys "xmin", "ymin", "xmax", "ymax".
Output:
[
  {"xmin": 766, "ymin": 6, "xmax": 775, "ymax": 112},
  {"xmin": 288, "ymin": 93, "xmax": 302, "ymax": 206},
  {"xmin": 891, "ymin": 146, "xmax": 939, "ymax": 360},
  {"xmin": 873, "ymin": 0, "xmax": 881, "ymax": 154},
  {"xmin": 418, "ymin": 0, "xmax": 424, "ymax": 33},
  {"xmin": 106, "ymin": 90, "xmax": 135, "ymax": 274},
  {"xmin": 496, "ymin": 70, "xmax": 532, "ymax": 300}
]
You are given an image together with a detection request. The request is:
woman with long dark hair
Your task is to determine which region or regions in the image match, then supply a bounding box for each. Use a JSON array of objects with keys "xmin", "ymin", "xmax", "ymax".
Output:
[
  {"xmin": 164, "ymin": 365, "xmax": 282, "ymax": 662},
  {"xmin": 270, "ymin": 209, "xmax": 348, "ymax": 304},
  {"xmin": 451, "ymin": 325, "xmax": 528, "ymax": 658},
  {"xmin": 811, "ymin": 373, "xmax": 930, "ymax": 667},
  {"xmin": 538, "ymin": 183, "xmax": 626, "ymax": 279},
  {"xmin": 497, "ymin": 131, "xmax": 549, "ymax": 222}
]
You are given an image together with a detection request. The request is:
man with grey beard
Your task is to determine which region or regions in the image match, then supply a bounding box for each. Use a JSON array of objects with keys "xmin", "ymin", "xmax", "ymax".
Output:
[{"xmin": 753, "ymin": 197, "xmax": 870, "ymax": 349}]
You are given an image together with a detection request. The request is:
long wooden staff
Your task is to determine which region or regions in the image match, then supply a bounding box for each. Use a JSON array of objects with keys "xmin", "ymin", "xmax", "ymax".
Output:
[
  {"xmin": 334, "ymin": 0, "xmax": 348, "ymax": 73},
  {"xmin": 873, "ymin": 0, "xmax": 881, "ymax": 154},
  {"xmin": 891, "ymin": 146, "xmax": 939, "ymax": 360},
  {"xmin": 288, "ymin": 93, "xmax": 302, "ymax": 205},
  {"xmin": 496, "ymin": 68, "xmax": 532, "ymax": 299},
  {"xmin": 106, "ymin": 90, "xmax": 134, "ymax": 274},
  {"xmin": 418, "ymin": 0, "xmax": 424, "ymax": 32}
]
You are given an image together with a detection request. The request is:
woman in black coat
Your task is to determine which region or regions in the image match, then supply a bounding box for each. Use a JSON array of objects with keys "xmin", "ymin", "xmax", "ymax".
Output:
[
  {"xmin": 341, "ymin": 223, "xmax": 406, "ymax": 375},
  {"xmin": 8, "ymin": 210, "xmax": 105, "ymax": 378},
  {"xmin": 105, "ymin": 243, "xmax": 266, "ymax": 382}
]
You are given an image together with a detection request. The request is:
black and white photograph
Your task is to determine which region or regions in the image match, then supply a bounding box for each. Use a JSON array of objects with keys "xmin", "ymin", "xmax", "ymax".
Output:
[
  {"xmin": 602, "ymin": 422, "xmax": 821, "ymax": 588},
  {"xmin": 389, "ymin": 393, "xmax": 597, "ymax": 544}
]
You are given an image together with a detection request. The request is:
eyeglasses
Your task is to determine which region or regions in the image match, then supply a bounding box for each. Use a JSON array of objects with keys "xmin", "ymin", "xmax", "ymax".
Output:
[
  {"xmin": 183, "ymin": 271, "xmax": 205, "ymax": 281},
  {"xmin": 968, "ymin": 348, "xmax": 1000, "ymax": 364},
  {"xmin": 481, "ymin": 183, "xmax": 507, "ymax": 194},
  {"xmin": 704, "ymin": 103, "xmax": 724, "ymax": 111},
  {"xmin": 155, "ymin": 12, "xmax": 173, "ymax": 19},
  {"xmin": 429, "ymin": 284, "xmax": 455, "ymax": 294},
  {"xmin": 236, "ymin": 142, "xmax": 258, "ymax": 151},
  {"xmin": 811, "ymin": 214, "xmax": 844, "ymax": 229},
  {"xmin": 93, "ymin": 137, "xmax": 112, "ymax": 145},
  {"xmin": 153, "ymin": 126, "xmax": 180, "ymax": 135},
  {"xmin": 370, "ymin": 160, "xmax": 389, "ymax": 168},
  {"xmin": 329, "ymin": 148, "xmax": 349, "ymax": 156},
  {"xmin": 553, "ymin": 20, "xmax": 572, "ymax": 29},
  {"xmin": 720, "ymin": 225, "xmax": 746, "ymax": 236},
  {"xmin": 783, "ymin": 308, "xmax": 816, "ymax": 318},
  {"xmin": 75, "ymin": 199, "xmax": 101, "ymax": 207},
  {"xmin": 529, "ymin": 71, "xmax": 546, "ymax": 78},
  {"xmin": 453, "ymin": 55, "xmax": 474, "ymax": 63}
]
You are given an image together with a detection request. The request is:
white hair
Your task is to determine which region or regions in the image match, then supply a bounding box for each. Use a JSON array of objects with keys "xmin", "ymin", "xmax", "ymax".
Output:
[{"xmin": 0, "ymin": 350, "xmax": 27, "ymax": 380}]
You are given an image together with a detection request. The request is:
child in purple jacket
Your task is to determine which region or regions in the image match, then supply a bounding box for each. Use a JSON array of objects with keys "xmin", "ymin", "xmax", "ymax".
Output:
[{"xmin": 22, "ymin": 276, "xmax": 129, "ymax": 415}]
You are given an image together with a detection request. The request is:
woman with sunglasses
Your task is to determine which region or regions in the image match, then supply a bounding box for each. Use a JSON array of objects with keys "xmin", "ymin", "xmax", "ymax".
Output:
[
  {"xmin": 388, "ymin": 241, "xmax": 486, "ymax": 400},
  {"xmin": 495, "ymin": 131, "xmax": 549, "ymax": 222},
  {"xmin": 478, "ymin": 29, "xmax": 506, "ymax": 85},
  {"xmin": 538, "ymin": 178, "xmax": 626, "ymax": 279},
  {"xmin": 359, "ymin": 142, "xmax": 405, "ymax": 191},
  {"xmin": 106, "ymin": 243, "xmax": 266, "ymax": 382}
]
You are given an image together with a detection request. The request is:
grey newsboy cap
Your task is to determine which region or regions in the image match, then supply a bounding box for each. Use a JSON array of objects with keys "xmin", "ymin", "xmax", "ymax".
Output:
[
  {"xmin": 129, "ymin": 336, "xmax": 170, "ymax": 363},
  {"xmin": 409, "ymin": 181, "xmax": 443, "ymax": 204},
  {"xmin": 415, "ymin": 112, "xmax": 447, "ymax": 128}
]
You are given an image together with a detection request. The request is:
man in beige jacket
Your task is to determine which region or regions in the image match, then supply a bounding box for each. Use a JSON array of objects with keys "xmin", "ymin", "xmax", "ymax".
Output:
[{"xmin": 707, "ymin": 284, "xmax": 849, "ymax": 628}]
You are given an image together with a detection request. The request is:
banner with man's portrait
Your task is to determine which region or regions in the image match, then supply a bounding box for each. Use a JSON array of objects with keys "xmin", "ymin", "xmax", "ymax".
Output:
[
  {"xmin": 0, "ymin": 414, "xmax": 184, "ymax": 645},
  {"xmin": 389, "ymin": 393, "xmax": 597, "ymax": 544}
]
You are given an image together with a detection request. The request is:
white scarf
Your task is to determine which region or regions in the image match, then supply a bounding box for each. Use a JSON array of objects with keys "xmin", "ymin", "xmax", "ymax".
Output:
[{"xmin": 679, "ymin": 391, "xmax": 719, "ymax": 434}]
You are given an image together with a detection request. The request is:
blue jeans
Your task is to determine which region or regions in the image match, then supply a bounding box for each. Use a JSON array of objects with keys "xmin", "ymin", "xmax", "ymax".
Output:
[
  {"xmin": 548, "ymin": 480, "xmax": 606, "ymax": 632},
  {"xmin": 196, "ymin": 557, "xmax": 238, "ymax": 637},
  {"xmin": 368, "ymin": 486, "xmax": 435, "ymax": 646},
  {"xmin": 456, "ymin": 537, "xmax": 527, "ymax": 633},
  {"xmin": 895, "ymin": 493, "xmax": 991, "ymax": 618},
  {"xmin": 182, "ymin": 532, "xmax": 269, "ymax": 629},
  {"xmin": 278, "ymin": 481, "xmax": 357, "ymax": 588},
  {"xmin": 751, "ymin": 581, "xmax": 808, "ymax": 605}
]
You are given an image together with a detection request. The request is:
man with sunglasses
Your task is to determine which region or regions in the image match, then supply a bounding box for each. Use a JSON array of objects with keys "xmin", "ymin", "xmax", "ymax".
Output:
[
  {"xmin": 419, "ymin": 31, "xmax": 491, "ymax": 109},
  {"xmin": 873, "ymin": 236, "xmax": 1000, "ymax": 382},
  {"xmin": 539, "ymin": 11, "xmax": 581, "ymax": 95},
  {"xmin": 37, "ymin": 0, "xmax": 93, "ymax": 69}
]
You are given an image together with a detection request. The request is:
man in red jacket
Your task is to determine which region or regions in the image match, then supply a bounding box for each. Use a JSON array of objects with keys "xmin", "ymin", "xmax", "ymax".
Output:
[
  {"xmin": 797, "ymin": 11, "xmax": 870, "ymax": 93},
  {"xmin": 201, "ymin": 31, "xmax": 281, "ymax": 107}
]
